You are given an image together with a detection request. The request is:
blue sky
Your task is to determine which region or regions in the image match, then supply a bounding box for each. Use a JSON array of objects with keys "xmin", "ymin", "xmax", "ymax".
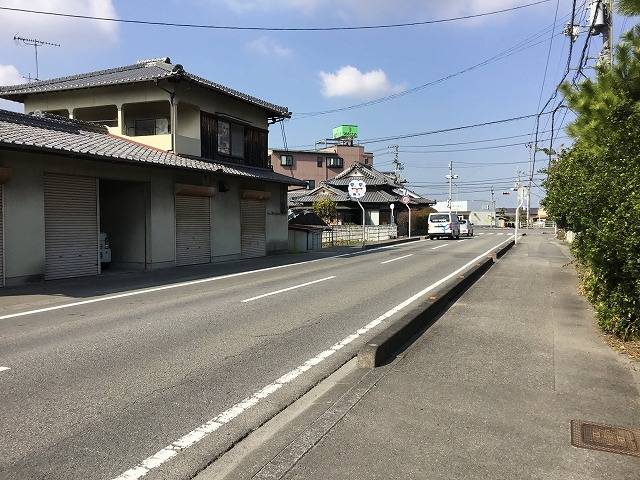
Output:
[{"xmin": 0, "ymin": 0, "xmax": 626, "ymax": 206}]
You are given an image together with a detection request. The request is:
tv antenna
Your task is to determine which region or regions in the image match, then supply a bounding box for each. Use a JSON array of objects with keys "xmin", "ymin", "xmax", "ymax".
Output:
[{"xmin": 14, "ymin": 35, "xmax": 60, "ymax": 81}]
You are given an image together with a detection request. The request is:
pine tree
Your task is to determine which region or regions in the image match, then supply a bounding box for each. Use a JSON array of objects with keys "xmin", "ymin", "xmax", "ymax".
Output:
[{"xmin": 617, "ymin": 0, "xmax": 640, "ymax": 16}]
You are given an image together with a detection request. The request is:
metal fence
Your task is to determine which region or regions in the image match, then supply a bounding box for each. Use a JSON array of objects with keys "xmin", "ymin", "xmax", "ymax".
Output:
[{"xmin": 322, "ymin": 225, "xmax": 398, "ymax": 246}]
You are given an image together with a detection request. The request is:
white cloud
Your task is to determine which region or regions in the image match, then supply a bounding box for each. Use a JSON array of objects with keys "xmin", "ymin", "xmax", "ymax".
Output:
[
  {"xmin": 319, "ymin": 65, "xmax": 405, "ymax": 100},
  {"xmin": 0, "ymin": 0, "xmax": 119, "ymax": 47},
  {"xmin": 246, "ymin": 36, "xmax": 292, "ymax": 57},
  {"xmin": 0, "ymin": 64, "xmax": 23, "ymax": 85},
  {"xmin": 0, "ymin": 64, "xmax": 24, "ymax": 111}
]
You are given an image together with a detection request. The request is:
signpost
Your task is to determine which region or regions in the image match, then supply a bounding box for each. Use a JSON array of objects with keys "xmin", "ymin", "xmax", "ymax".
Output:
[
  {"xmin": 390, "ymin": 203, "xmax": 395, "ymax": 226},
  {"xmin": 348, "ymin": 179, "xmax": 367, "ymax": 246},
  {"xmin": 401, "ymin": 195, "xmax": 411, "ymax": 238}
]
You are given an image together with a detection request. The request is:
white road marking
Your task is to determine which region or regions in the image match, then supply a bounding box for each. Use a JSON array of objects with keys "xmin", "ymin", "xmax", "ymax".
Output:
[
  {"xmin": 496, "ymin": 233, "xmax": 504, "ymax": 236},
  {"xmin": 0, "ymin": 367, "xmax": 10, "ymax": 373},
  {"xmin": 431, "ymin": 244, "xmax": 449, "ymax": 250},
  {"xmin": 478, "ymin": 233, "xmax": 485, "ymax": 235},
  {"xmin": 111, "ymin": 236, "xmax": 515, "ymax": 480},
  {"xmin": 0, "ymin": 244, "xmax": 421, "ymax": 321},
  {"xmin": 241, "ymin": 276, "xmax": 336, "ymax": 303},
  {"xmin": 380, "ymin": 254, "xmax": 413, "ymax": 265}
]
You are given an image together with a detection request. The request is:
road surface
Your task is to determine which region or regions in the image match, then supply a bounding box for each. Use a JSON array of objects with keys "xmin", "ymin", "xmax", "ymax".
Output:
[{"xmin": 0, "ymin": 230, "xmax": 513, "ymax": 480}]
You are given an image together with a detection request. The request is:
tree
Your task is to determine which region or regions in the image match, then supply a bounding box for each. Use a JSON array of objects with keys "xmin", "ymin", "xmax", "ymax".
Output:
[
  {"xmin": 312, "ymin": 197, "xmax": 337, "ymax": 223},
  {"xmin": 617, "ymin": 0, "xmax": 640, "ymax": 15},
  {"xmin": 543, "ymin": 26, "xmax": 640, "ymax": 339}
]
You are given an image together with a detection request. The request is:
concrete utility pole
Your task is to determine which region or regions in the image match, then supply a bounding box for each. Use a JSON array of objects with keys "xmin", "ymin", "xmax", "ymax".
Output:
[
  {"xmin": 491, "ymin": 185, "xmax": 496, "ymax": 228},
  {"xmin": 445, "ymin": 161, "xmax": 459, "ymax": 213},
  {"xmin": 513, "ymin": 174, "xmax": 524, "ymax": 245},
  {"xmin": 389, "ymin": 145, "xmax": 403, "ymax": 183}
]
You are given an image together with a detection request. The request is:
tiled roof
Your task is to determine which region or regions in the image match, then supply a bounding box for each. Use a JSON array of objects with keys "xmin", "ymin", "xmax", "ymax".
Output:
[
  {"xmin": 327, "ymin": 163, "xmax": 400, "ymax": 187},
  {"xmin": 0, "ymin": 110, "xmax": 304, "ymax": 185},
  {"xmin": 0, "ymin": 57, "xmax": 289, "ymax": 117},
  {"xmin": 292, "ymin": 189, "xmax": 398, "ymax": 204}
]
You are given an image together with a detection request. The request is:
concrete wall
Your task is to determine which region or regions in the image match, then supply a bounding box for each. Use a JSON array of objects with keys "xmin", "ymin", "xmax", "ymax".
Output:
[
  {"xmin": 265, "ymin": 183, "xmax": 288, "ymax": 254},
  {"xmin": 0, "ymin": 148, "xmax": 288, "ymax": 284}
]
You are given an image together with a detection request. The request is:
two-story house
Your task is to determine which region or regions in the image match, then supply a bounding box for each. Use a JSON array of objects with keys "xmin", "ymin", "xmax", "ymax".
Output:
[
  {"xmin": 0, "ymin": 57, "xmax": 304, "ymax": 286},
  {"xmin": 270, "ymin": 143, "xmax": 374, "ymax": 190}
]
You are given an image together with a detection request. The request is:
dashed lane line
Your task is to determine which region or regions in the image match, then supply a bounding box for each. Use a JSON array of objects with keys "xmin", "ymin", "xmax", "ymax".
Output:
[
  {"xmin": 241, "ymin": 276, "xmax": 336, "ymax": 303},
  {"xmin": 380, "ymin": 254, "xmax": 414, "ymax": 265}
]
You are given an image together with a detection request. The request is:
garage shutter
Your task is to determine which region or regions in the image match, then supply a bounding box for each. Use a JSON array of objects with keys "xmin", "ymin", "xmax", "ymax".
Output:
[
  {"xmin": 175, "ymin": 194, "xmax": 211, "ymax": 266},
  {"xmin": 0, "ymin": 185, "xmax": 4, "ymax": 287},
  {"xmin": 44, "ymin": 174, "xmax": 98, "ymax": 280},
  {"xmin": 240, "ymin": 199, "xmax": 266, "ymax": 258}
]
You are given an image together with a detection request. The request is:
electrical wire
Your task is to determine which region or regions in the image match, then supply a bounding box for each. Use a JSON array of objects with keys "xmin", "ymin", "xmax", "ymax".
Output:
[
  {"xmin": 294, "ymin": 23, "xmax": 567, "ymax": 118},
  {"xmin": 0, "ymin": 1, "xmax": 551, "ymax": 32},
  {"xmin": 357, "ymin": 112, "xmax": 551, "ymax": 145}
]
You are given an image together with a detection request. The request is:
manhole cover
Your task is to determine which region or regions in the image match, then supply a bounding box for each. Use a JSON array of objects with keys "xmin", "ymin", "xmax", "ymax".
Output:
[{"xmin": 571, "ymin": 420, "xmax": 640, "ymax": 457}]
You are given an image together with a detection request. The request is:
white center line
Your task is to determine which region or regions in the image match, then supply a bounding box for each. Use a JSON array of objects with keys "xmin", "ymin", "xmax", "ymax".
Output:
[
  {"xmin": 496, "ymin": 233, "xmax": 504, "ymax": 236},
  {"xmin": 241, "ymin": 276, "xmax": 336, "ymax": 303},
  {"xmin": 0, "ymin": 367, "xmax": 10, "ymax": 373},
  {"xmin": 380, "ymin": 254, "xmax": 413, "ymax": 264},
  {"xmin": 478, "ymin": 233, "xmax": 485, "ymax": 235},
  {"xmin": 431, "ymin": 244, "xmax": 449, "ymax": 250},
  {"xmin": 112, "ymin": 236, "xmax": 515, "ymax": 480}
]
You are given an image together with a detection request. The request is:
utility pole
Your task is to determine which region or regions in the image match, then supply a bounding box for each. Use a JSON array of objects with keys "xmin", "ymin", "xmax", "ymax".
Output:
[
  {"xmin": 491, "ymin": 185, "xmax": 496, "ymax": 228},
  {"xmin": 445, "ymin": 161, "xmax": 459, "ymax": 213},
  {"xmin": 389, "ymin": 145, "xmax": 403, "ymax": 183},
  {"xmin": 14, "ymin": 35, "xmax": 60, "ymax": 81}
]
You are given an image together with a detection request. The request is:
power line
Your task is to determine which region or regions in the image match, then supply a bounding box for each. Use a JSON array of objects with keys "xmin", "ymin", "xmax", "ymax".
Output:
[
  {"xmin": 394, "ymin": 135, "xmax": 569, "ymax": 154},
  {"xmin": 295, "ymin": 22, "xmax": 567, "ymax": 118},
  {"xmin": 358, "ymin": 112, "xmax": 551, "ymax": 145},
  {"xmin": 0, "ymin": 1, "xmax": 550, "ymax": 32}
]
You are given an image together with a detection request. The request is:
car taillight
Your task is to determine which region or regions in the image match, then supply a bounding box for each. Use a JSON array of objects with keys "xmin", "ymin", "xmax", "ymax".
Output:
[{"xmin": 448, "ymin": 223, "xmax": 452, "ymax": 228}]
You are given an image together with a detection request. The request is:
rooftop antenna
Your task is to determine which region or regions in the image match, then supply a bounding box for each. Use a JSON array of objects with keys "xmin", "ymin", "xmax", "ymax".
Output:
[{"xmin": 14, "ymin": 35, "xmax": 60, "ymax": 81}]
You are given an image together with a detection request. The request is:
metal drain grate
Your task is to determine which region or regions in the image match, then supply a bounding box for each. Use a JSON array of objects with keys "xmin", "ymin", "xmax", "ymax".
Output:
[{"xmin": 571, "ymin": 420, "xmax": 640, "ymax": 458}]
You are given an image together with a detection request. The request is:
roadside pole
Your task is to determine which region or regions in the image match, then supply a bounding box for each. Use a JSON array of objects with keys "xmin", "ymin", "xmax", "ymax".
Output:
[
  {"xmin": 401, "ymin": 195, "xmax": 411, "ymax": 238},
  {"xmin": 348, "ymin": 179, "xmax": 367, "ymax": 248},
  {"xmin": 513, "ymin": 178, "xmax": 524, "ymax": 245}
]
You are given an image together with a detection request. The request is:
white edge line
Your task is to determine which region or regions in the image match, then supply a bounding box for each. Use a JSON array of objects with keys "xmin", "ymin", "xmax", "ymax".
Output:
[
  {"xmin": 0, "ymin": 367, "xmax": 10, "ymax": 372},
  {"xmin": 431, "ymin": 244, "xmax": 449, "ymax": 250},
  {"xmin": 380, "ymin": 254, "xmax": 413, "ymax": 265},
  {"xmin": 241, "ymin": 276, "xmax": 336, "ymax": 303},
  {"xmin": 111, "ymin": 235, "xmax": 515, "ymax": 480}
]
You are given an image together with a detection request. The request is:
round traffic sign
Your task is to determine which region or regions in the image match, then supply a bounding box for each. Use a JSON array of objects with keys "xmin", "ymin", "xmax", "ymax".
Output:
[
  {"xmin": 348, "ymin": 179, "xmax": 367, "ymax": 199},
  {"xmin": 401, "ymin": 195, "xmax": 410, "ymax": 205}
]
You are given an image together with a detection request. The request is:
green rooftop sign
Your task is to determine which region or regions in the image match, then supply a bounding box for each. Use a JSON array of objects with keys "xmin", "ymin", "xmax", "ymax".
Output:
[{"xmin": 332, "ymin": 125, "xmax": 358, "ymax": 139}]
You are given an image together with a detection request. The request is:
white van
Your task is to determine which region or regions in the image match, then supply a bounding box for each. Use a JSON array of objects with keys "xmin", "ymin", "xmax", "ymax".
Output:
[{"xmin": 428, "ymin": 212, "xmax": 461, "ymax": 240}]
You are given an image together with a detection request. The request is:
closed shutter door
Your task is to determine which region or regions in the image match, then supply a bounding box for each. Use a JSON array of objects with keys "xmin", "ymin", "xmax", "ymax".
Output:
[
  {"xmin": 175, "ymin": 194, "xmax": 211, "ymax": 266},
  {"xmin": 44, "ymin": 174, "xmax": 98, "ymax": 280},
  {"xmin": 241, "ymin": 199, "xmax": 266, "ymax": 258},
  {"xmin": 0, "ymin": 185, "xmax": 4, "ymax": 287}
]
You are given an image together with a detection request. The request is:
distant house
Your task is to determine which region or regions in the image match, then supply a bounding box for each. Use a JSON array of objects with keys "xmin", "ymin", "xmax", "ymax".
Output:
[
  {"xmin": 289, "ymin": 163, "xmax": 433, "ymax": 225},
  {"xmin": 0, "ymin": 57, "xmax": 304, "ymax": 286},
  {"xmin": 270, "ymin": 143, "xmax": 374, "ymax": 190}
]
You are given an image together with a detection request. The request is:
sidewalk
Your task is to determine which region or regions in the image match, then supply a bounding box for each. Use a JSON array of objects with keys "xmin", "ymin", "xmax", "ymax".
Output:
[{"xmin": 213, "ymin": 233, "xmax": 640, "ymax": 480}]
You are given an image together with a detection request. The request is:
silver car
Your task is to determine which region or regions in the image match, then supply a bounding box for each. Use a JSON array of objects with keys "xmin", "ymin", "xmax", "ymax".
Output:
[{"xmin": 459, "ymin": 219, "xmax": 474, "ymax": 237}]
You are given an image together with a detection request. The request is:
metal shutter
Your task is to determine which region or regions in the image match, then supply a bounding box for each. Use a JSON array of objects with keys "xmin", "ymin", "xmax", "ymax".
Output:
[
  {"xmin": 0, "ymin": 185, "xmax": 4, "ymax": 287},
  {"xmin": 175, "ymin": 194, "xmax": 211, "ymax": 266},
  {"xmin": 240, "ymin": 199, "xmax": 266, "ymax": 258},
  {"xmin": 44, "ymin": 174, "xmax": 98, "ymax": 280}
]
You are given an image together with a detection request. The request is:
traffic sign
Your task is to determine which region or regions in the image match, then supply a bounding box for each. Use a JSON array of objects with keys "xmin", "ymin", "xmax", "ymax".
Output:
[
  {"xmin": 348, "ymin": 179, "xmax": 366, "ymax": 199},
  {"xmin": 401, "ymin": 195, "xmax": 410, "ymax": 205}
]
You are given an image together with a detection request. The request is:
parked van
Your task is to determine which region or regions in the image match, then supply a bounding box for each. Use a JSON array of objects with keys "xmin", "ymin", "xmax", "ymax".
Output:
[{"xmin": 428, "ymin": 212, "xmax": 461, "ymax": 240}]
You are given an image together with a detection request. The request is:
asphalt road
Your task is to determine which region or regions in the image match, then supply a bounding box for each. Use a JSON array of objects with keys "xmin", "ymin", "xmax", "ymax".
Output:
[{"xmin": 0, "ymin": 230, "xmax": 513, "ymax": 480}]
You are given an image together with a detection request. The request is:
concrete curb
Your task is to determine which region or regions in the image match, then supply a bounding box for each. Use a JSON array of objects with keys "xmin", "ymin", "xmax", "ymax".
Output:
[
  {"xmin": 363, "ymin": 236, "xmax": 421, "ymax": 250},
  {"xmin": 358, "ymin": 239, "xmax": 515, "ymax": 368}
]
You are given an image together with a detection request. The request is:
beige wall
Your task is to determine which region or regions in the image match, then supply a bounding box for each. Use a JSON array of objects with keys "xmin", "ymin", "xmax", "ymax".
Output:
[
  {"xmin": 22, "ymin": 80, "xmax": 272, "ymax": 156},
  {"xmin": 0, "ymin": 148, "xmax": 288, "ymax": 284}
]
